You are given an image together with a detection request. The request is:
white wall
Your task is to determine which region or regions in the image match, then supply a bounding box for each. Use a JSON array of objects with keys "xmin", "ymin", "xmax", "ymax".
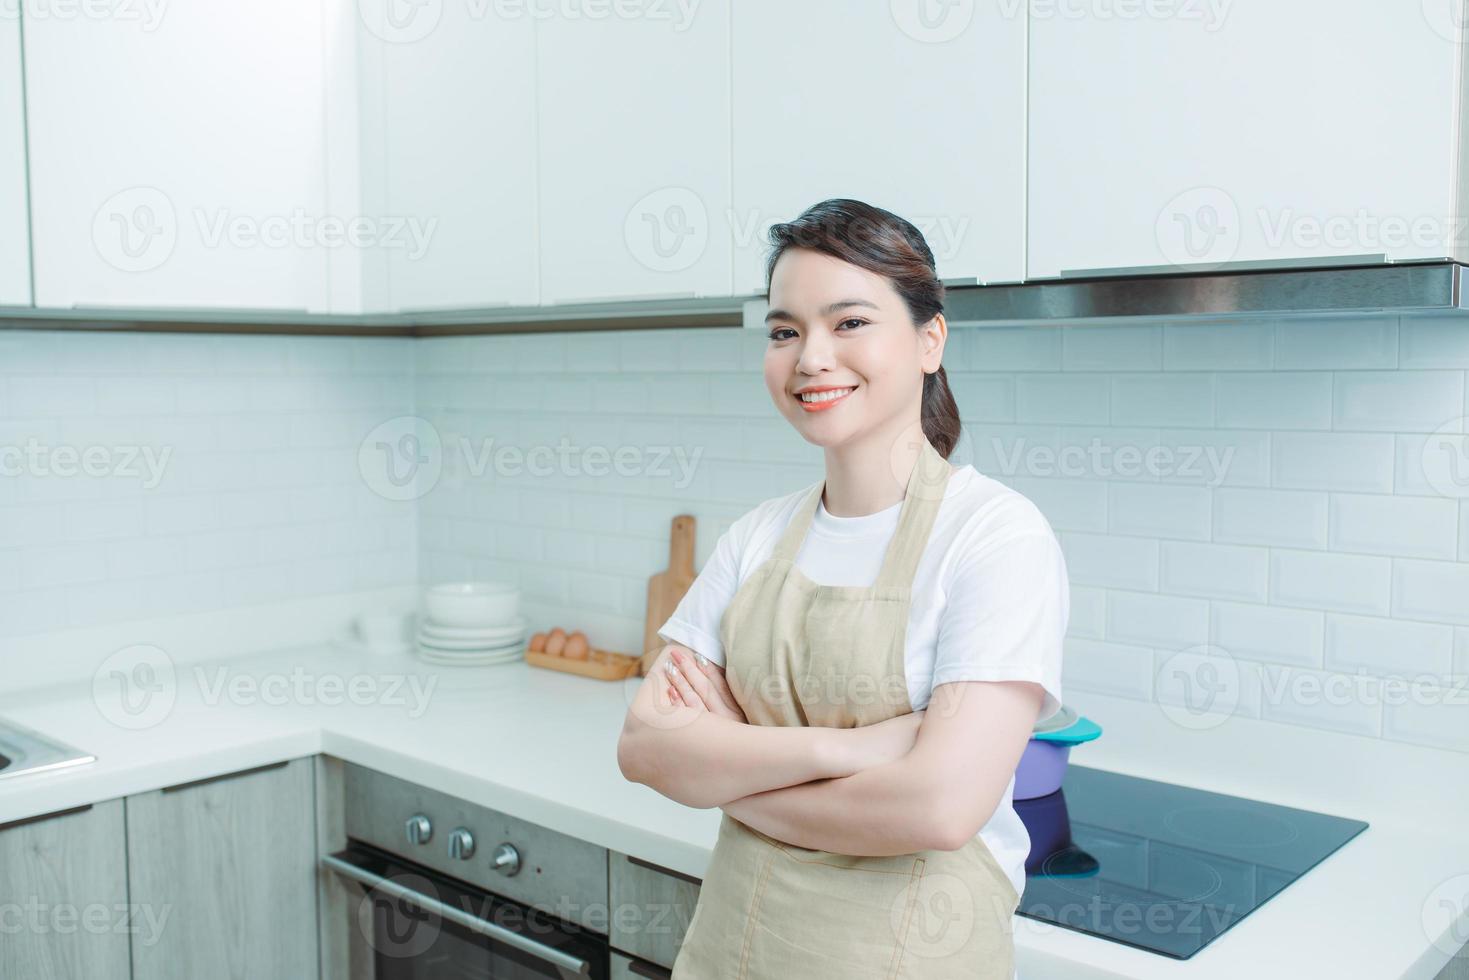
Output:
[
  {"xmin": 414, "ymin": 315, "xmax": 1469, "ymax": 757},
  {"xmin": 0, "ymin": 330, "xmax": 416, "ymax": 635}
]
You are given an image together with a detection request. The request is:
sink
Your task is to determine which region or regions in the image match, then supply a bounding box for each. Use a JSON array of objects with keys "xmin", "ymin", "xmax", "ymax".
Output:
[{"xmin": 0, "ymin": 718, "xmax": 95, "ymax": 781}]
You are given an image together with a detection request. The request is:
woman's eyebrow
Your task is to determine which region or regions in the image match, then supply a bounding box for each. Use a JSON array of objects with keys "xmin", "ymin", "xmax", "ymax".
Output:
[{"xmin": 765, "ymin": 298, "xmax": 881, "ymax": 323}]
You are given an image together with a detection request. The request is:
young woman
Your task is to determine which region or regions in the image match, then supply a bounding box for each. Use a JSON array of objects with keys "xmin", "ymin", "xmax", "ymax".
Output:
[{"xmin": 617, "ymin": 199, "xmax": 1068, "ymax": 980}]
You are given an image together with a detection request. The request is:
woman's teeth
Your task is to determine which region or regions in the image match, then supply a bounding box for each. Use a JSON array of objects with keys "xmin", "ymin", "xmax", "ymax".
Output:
[{"xmin": 797, "ymin": 387, "xmax": 855, "ymax": 404}]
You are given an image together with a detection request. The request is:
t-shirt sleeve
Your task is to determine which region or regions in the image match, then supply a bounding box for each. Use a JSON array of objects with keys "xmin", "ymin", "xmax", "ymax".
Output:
[
  {"xmin": 931, "ymin": 510, "xmax": 1069, "ymax": 724},
  {"xmin": 654, "ymin": 508, "xmax": 758, "ymax": 668}
]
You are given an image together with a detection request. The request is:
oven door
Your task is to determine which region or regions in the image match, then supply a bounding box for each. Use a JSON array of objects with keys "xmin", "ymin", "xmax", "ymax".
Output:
[{"xmin": 324, "ymin": 842, "xmax": 608, "ymax": 980}]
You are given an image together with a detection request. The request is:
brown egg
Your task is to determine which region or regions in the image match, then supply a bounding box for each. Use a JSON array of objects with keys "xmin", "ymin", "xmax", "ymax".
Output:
[
  {"xmin": 563, "ymin": 632, "xmax": 589, "ymax": 660},
  {"xmin": 545, "ymin": 627, "xmax": 567, "ymax": 656},
  {"xmin": 528, "ymin": 631, "xmax": 548, "ymax": 652}
]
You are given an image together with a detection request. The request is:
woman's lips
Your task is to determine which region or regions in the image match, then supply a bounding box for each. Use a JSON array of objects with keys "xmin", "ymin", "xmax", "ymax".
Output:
[{"xmin": 794, "ymin": 386, "xmax": 856, "ymax": 412}]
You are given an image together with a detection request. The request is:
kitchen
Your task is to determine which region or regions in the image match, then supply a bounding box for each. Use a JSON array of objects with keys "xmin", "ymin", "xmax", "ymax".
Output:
[{"xmin": 1, "ymin": 1, "xmax": 1468, "ymax": 978}]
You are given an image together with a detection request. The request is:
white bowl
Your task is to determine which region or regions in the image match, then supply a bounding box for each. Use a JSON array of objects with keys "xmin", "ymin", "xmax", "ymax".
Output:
[{"xmin": 422, "ymin": 581, "xmax": 520, "ymax": 628}]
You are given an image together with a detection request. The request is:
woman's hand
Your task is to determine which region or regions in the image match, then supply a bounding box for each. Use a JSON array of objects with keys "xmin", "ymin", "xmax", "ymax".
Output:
[{"xmin": 662, "ymin": 646, "xmax": 747, "ymax": 724}]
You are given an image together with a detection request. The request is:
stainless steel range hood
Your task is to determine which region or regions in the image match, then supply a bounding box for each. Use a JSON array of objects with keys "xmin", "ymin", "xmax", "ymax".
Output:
[{"xmin": 941, "ymin": 259, "xmax": 1469, "ymax": 326}]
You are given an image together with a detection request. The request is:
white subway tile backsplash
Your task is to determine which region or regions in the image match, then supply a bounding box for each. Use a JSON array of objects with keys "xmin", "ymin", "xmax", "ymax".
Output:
[
  {"xmin": 1015, "ymin": 374, "xmax": 1109, "ymax": 424},
  {"xmin": 1258, "ymin": 664, "xmax": 1383, "ymax": 737},
  {"xmin": 1215, "ymin": 372, "xmax": 1332, "ymax": 430},
  {"xmin": 1162, "ymin": 321, "xmax": 1273, "ymax": 371},
  {"xmin": 1398, "ymin": 318, "xmax": 1469, "ymax": 369},
  {"xmin": 1327, "ymin": 493, "xmax": 1459, "ymax": 560},
  {"xmin": 1332, "ymin": 371, "xmax": 1464, "ymax": 433},
  {"xmin": 1323, "ymin": 612, "xmax": 1454, "ymax": 678},
  {"xmin": 1272, "ymin": 431, "xmax": 1395, "ymax": 492},
  {"xmin": 1108, "ymin": 483, "xmax": 1211, "ymax": 540},
  {"xmin": 7, "ymin": 316, "xmax": 1469, "ymax": 759},
  {"xmin": 1156, "ymin": 428, "xmax": 1270, "ymax": 488},
  {"xmin": 1213, "ymin": 488, "xmax": 1328, "ymax": 549},
  {"xmin": 1061, "ymin": 636, "xmax": 1155, "ymax": 700},
  {"xmin": 1111, "ymin": 373, "xmax": 1213, "ymax": 427},
  {"xmin": 1391, "ymin": 558, "xmax": 1469, "ymax": 626},
  {"xmin": 1062, "ymin": 325, "xmax": 1162, "ymax": 371},
  {"xmin": 1057, "ymin": 531, "xmax": 1159, "ymax": 591},
  {"xmin": 1273, "ymin": 315, "xmax": 1397, "ymax": 369},
  {"xmin": 1068, "ymin": 585, "xmax": 1107, "ymax": 639},
  {"xmin": 1105, "ymin": 590, "xmax": 1209, "ymax": 649},
  {"xmin": 1154, "ymin": 647, "xmax": 1263, "ymax": 720},
  {"xmin": 956, "ymin": 326, "xmax": 1062, "ymax": 371},
  {"xmin": 1161, "ymin": 541, "xmax": 1268, "ymax": 602},
  {"xmin": 1269, "ymin": 548, "xmax": 1391, "ymax": 615},
  {"xmin": 1210, "ymin": 599, "xmax": 1323, "ymax": 667}
]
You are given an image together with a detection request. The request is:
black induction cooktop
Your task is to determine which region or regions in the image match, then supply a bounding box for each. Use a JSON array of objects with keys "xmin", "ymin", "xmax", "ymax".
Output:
[{"xmin": 1015, "ymin": 765, "xmax": 1368, "ymax": 960}]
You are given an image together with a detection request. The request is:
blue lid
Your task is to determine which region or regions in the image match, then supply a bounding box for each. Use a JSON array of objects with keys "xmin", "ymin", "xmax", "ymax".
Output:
[{"xmin": 1033, "ymin": 715, "xmax": 1102, "ymax": 744}]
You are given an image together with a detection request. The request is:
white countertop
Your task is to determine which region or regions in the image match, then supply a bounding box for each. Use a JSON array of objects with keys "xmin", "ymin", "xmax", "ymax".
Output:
[{"xmin": 1, "ymin": 638, "xmax": 1464, "ymax": 980}]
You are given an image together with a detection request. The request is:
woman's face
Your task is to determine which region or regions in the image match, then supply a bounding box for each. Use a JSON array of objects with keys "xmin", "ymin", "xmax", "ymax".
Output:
[{"xmin": 763, "ymin": 246, "xmax": 944, "ymax": 448}]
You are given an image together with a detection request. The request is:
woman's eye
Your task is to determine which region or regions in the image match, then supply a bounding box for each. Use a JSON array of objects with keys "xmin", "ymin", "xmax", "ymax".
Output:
[{"xmin": 838, "ymin": 318, "xmax": 867, "ymax": 330}]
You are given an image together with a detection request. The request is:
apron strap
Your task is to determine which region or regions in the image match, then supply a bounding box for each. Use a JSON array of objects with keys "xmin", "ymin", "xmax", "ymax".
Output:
[{"xmin": 767, "ymin": 439, "xmax": 953, "ymax": 588}]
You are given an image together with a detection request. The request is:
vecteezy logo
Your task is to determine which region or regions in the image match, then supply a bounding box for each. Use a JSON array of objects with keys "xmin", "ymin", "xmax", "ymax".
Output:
[
  {"xmin": 92, "ymin": 187, "xmax": 177, "ymax": 273},
  {"xmin": 92, "ymin": 644, "xmax": 177, "ymax": 730},
  {"xmin": 1156, "ymin": 644, "xmax": 1242, "ymax": 731},
  {"xmin": 889, "ymin": 0, "xmax": 974, "ymax": 43},
  {"xmin": 1421, "ymin": 0, "xmax": 1469, "ymax": 43},
  {"xmin": 893, "ymin": 871, "xmax": 976, "ymax": 958},
  {"xmin": 358, "ymin": 415, "xmax": 443, "ymax": 501},
  {"xmin": 1155, "ymin": 186, "xmax": 1240, "ymax": 270},
  {"xmin": 358, "ymin": 0, "xmax": 442, "ymax": 43},
  {"xmin": 356, "ymin": 871, "xmax": 442, "ymax": 957},
  {"xmin": 1420, "ymin": 417, "xmax": 1469, "ymax": 499},
  {"xmin": 624, "ymin": 187, "xmax": 708, "ymax": 273}
]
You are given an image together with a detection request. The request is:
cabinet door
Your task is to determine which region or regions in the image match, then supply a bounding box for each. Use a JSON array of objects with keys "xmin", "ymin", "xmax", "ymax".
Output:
[
  {"xmin": 536, "ymin": 1, "xmax": 731, "ymax": 304},
  {"xmin": 127, "ymin": 759, "xmax": 317, "ymax": 980},
  {"xmin": 0, "ymin": 800, "xmax": 130, "ymax": 980},
  {"xmin": 0, "ymin": 13, "xmax": 28, "ymax": 306},
  {"xmin": 609, "ymin": 850, "xmax": 701, "ymax": 970},
  {"xmin": 731, "ymin": 1, "xmax": 1026, "ymax": 293},
  {"xmin": 23, "ymin": 0, "xmax": 332, "ymax": 311},
  {"xmin": 356, "ymin": 4, "xmax": 538, "ymax": 312},
  {"xmin": 1027, "ymin": 0, "xmax": 1463, "ymax": 278}
]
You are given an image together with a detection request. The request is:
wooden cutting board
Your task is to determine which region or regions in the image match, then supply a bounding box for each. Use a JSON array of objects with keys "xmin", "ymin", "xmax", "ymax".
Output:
[{"xmin": 639, "ymin": 514, "xmax": 697, "ymax": 677}]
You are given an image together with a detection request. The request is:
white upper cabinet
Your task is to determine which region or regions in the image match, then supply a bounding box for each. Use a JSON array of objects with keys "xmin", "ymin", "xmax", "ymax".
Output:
[
  {"xmin": 1027, "ymin": 0, "xmax": 1467, "ymax": 279},
  {"xmin": 730, "ymin": 1, "xmax": 1026, "ymax": 295},
  {"xmin": 0, "ymin": 14, "xmax": 28, "ymax": 307},
  {"xmin": 23, "ymin": 0, "xmax": 335, "ymax": 311},
  {"xmin": 536, "ymin": 1, "xmax": 731, "ymax": 304},
  {"xmin": 356, "ymin": 3, "xmax": 538, "ymax": 311}
]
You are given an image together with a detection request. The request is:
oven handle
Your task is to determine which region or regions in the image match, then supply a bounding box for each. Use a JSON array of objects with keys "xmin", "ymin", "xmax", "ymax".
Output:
[{"xmin": 321, "ymin": 853, "xmax": 592, "ymax": 978}]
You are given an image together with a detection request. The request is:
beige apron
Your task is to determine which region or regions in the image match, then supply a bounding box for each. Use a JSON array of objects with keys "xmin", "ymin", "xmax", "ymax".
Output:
[{"xmin": 671, "ymin": 438, "xmax": 1021, "ymax": 980}]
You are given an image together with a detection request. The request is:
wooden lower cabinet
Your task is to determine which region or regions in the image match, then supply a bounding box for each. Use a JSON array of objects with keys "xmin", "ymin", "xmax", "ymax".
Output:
[
  {"xmin": 608, "ymin": 850, "xmax": 701, "ymax": 971},
  {"xmin": 126, "ymin": 757, "xmax": 318, "ymax": 980},
  {"xmin": 0, "ymin": 799, "xmax": 130, "ymax": 980}
]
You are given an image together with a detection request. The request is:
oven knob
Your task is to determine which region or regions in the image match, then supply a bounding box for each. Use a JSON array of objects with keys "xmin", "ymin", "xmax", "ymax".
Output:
[
  {"xmin": 491, "ymin": 843, "xmax": 520, "ymax": 876},
  {"xmin": 405, "ymin": 814, "xmax": 432, "ymax": 846},
  {"xmin": 448, "ymin": 827, "xmax": 476, "ymax": 861}
]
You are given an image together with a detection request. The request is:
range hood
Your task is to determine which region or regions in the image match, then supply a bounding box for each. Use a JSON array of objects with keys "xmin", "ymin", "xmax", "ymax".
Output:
[
  {"xmin": 940, "ymin": 258, "xmax": 1469, "ymax": 327},
  {"xmin": 5, "ymin": 259, "xmax": 1468, "ymax": 337}
]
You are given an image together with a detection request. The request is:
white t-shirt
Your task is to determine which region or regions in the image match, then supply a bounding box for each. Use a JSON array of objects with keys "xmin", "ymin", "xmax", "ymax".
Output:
[{"xmin": 657, "ymin": 462, "xmax": 1069, "ymax": 905}]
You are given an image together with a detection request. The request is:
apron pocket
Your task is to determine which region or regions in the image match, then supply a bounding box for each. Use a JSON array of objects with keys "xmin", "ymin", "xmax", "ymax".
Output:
[{"xmin": 738, "ymin": 843, "xmax": 925, "ymax": 980}]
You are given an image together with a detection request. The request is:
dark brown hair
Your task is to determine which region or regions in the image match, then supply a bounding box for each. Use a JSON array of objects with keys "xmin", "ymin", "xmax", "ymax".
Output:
[{"xmin": 763, "ymin": 198, "xmax": 962, "ymax": 460}]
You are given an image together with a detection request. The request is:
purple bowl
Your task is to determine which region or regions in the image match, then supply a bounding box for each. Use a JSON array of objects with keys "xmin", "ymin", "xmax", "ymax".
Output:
[{"xmin": 1014, "ymin": 739, "xmax": 1072, "ymax": 800}]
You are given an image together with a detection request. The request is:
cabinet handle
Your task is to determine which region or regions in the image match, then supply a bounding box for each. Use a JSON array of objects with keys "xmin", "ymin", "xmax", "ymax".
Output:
[
  {"xmin": 626, "ymin": 854, "xmax": 701, "ymax": 887},
  {"xmin": 0, "ymin": 803, "xmax": 93, "ymax": 833},
  {"xmin": 162, "ymin": 760, "xmax": 289, "ymax": 793},
  {"xmin": 627, "ymin": 958, "xmax": 673, "ymax": 979}
]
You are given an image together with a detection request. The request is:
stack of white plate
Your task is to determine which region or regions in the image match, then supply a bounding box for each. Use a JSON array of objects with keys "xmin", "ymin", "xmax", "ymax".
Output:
[{"xmin": 416, "ymin": 581, "xmax": 526, "ymax": 666}]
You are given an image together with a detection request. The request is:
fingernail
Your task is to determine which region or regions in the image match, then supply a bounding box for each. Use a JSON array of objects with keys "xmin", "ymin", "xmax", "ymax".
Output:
[{"xmin": 671, "ymin": 650, "xmax": 684, "ymax": 665}]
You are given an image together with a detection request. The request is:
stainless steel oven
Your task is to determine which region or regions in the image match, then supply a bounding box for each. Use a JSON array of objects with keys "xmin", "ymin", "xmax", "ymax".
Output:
[{"xmin": 324, "ymin": 763, "xmax": 610, "ymax": 980}]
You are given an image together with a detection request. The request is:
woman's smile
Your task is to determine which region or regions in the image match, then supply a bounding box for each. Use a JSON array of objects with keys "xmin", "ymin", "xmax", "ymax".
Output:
[{"xmin": 794, "ymin": 384, "xmax": 858, "ymax": 411}]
